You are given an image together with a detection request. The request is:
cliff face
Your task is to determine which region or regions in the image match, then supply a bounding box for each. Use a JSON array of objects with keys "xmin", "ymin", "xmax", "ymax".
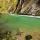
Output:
[
  {"xmin": 0, "ymin": 0, "xmax": 40, "ymax": 16},
  {"xmin": 0, "ymin": 0, "xmax": 33, "ymax": 13}
]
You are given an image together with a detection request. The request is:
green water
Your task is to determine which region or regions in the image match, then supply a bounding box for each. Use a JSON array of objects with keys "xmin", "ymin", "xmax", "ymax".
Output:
[{"xmin": 0, "ymin": 15, "xmax": 40, "ymax": 32}]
